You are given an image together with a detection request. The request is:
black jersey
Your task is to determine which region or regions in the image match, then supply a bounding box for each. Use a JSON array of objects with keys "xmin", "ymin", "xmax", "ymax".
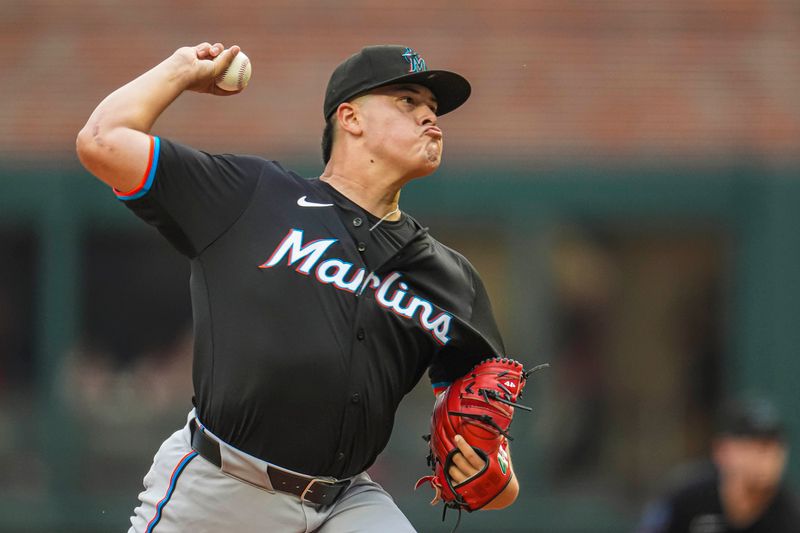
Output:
[
  {"xmin": 116, "ymin": 136, "xmax": 506, "ymax": 478},
  {"xmin": 638, "ymin": 468, "xmax": 800, "ymax": 533}
]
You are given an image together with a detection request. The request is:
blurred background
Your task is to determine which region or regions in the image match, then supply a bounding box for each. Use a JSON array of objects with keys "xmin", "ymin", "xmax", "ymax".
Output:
[{"xmin": 1, "ymin": 1, "xmax": 799, "ymax": 531}]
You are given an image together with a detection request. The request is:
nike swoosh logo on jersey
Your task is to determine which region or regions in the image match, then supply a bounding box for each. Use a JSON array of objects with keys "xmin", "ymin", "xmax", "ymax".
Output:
[{"xmin": 297, "ymin": 196, "xmax": 333, "ymax": 208}]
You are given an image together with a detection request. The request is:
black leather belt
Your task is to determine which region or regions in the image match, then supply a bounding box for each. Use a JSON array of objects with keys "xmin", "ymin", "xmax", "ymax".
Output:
[{"xmin": 190, "ymin": 421, "xmax": 351, "ymax": 506}]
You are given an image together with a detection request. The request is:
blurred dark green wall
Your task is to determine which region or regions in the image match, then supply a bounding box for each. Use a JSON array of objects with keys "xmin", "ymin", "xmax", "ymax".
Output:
[{"xmin": 1, "ymin": 162, "xmax": 799, "ymax": 532}]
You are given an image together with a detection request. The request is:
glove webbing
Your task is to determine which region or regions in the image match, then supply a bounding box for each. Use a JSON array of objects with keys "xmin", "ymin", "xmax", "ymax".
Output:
[{"xmin": 480, "ymin": 388, "xmax": 533, "ymax": 411}]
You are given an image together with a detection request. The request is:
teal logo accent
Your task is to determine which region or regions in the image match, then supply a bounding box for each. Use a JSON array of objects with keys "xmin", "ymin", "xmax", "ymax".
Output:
[{"xmin": 402, "ymin": 48, "xmax": 427, "ymax": 73}]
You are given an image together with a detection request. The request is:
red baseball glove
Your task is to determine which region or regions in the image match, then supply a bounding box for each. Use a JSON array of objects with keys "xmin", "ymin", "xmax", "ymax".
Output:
[{"xmin": 415, "ymin": 357, "xmax": 547, "ymax": 517}]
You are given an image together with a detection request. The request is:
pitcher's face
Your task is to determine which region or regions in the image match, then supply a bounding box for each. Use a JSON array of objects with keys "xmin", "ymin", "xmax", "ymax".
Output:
[{"xmin": 355, "ymin": 84, "xmax": 443, "ymax": 179}]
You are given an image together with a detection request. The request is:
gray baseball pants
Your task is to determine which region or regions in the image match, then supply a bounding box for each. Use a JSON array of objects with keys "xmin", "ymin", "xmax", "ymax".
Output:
[{"xmin": 127, "ymin": 411, "xmax": 416, "ymax": 532}]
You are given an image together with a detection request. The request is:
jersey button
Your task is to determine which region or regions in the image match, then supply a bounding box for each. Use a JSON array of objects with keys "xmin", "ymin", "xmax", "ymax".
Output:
[
  {"xmin": 357, "ymin": 242, "xmax": 367, "ymax": 252},
  {"xmin": 353, "ymin": 217, "xmax": 363, "ymax": 227},
  {"xmin": 356, "ymin": 328, "xmax": 365, "ymax": 341},
  {"xmin": 336, "ymin": 452, "xmax": 345, "ymax": 461},
  {"xmin": 351, "ymin": 393, "xmax": 361, "ymax": 404}
]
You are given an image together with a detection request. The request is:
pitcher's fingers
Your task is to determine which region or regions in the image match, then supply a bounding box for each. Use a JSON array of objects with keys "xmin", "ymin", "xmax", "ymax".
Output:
[
  {"xmin": 450, "ymin": 451, "xmax": 478, "ymax": 477},
  {"xmin": 211, "ymin": 45, "xmax": 241, "ymax": 74},
  {"xmin": 208, "ymin": 43, "xmax": 224, "ymax": 58},
  {"xmin": 210, "ymin": 85, "xmax": 244, "ymax": 97},
  {"xmin": 455, "ymin": 435, "xmax": 486, "ymax": 470},
  {"xmin": 448, "ymin": 464, "xmax": 467, "ymax": 484},
  {"xmin": 195, "ymin": 42, "xmax": 213, "ymax": 59}
]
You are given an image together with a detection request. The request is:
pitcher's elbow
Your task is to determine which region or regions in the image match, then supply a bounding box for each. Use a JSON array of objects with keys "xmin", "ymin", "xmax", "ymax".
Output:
[{"xmin": 76, "ymin": 124, "xmax": 105, "ymax": 172}]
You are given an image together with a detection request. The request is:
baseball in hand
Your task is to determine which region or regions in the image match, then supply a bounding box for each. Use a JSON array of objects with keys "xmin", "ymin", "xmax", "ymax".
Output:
[{"xmin": 215, "ymin": 51, "xmax": 252, "ymax": 92}]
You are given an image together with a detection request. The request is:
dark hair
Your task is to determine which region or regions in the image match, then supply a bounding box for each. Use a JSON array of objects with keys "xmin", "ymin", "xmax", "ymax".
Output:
[{"xmin": 321, "ymin": 116, "xmax": 335, "ymax": 164}]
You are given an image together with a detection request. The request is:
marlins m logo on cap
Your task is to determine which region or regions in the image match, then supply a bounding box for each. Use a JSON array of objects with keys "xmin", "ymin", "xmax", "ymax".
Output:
[
  {"xmin": 402, "ymin": 47, "xmax": 427, "ymax": 73},
  {"xmin": 323, "ymin": 45, "xmax": 471, "ymax": 119}
]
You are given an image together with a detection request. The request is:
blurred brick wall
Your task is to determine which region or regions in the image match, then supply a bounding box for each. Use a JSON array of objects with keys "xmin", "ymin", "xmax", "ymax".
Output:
[{"xmin": 1, "ymin": 0, "xmax": 798, "ymax": 166}]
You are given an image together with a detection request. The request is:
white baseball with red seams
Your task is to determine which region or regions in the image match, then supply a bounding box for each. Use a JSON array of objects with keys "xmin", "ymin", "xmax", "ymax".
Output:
[{"xmin": 215, "ymin": 51, "xmax": 252, "ymax": 91}]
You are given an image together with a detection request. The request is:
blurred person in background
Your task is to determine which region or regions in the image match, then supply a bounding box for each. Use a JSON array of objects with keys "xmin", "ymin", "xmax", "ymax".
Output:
[{"xmin": 636, "ymin": 397, "xmax": 800, "ymax": 533}]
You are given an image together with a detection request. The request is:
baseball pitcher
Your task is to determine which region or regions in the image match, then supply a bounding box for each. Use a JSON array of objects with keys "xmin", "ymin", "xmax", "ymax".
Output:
[{"xmin": 76, "ymin": 42, "xmax": 540, "ymax": 532}]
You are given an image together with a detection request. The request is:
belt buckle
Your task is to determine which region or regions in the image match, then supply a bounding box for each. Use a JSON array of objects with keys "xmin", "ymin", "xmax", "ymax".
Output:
[{"xmin": 300, "ymin": 477, "xmax": 345, "ymax": 505}]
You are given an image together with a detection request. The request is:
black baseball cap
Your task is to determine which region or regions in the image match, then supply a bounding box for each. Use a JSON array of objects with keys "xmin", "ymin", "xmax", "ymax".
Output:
[
  {"xmin": 323, "ymin": 45, "xmax": 471, "ymax": 120},
  {"xmin": 717, "ymin": 397, "xmax": 786, "ymax": 440}
]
